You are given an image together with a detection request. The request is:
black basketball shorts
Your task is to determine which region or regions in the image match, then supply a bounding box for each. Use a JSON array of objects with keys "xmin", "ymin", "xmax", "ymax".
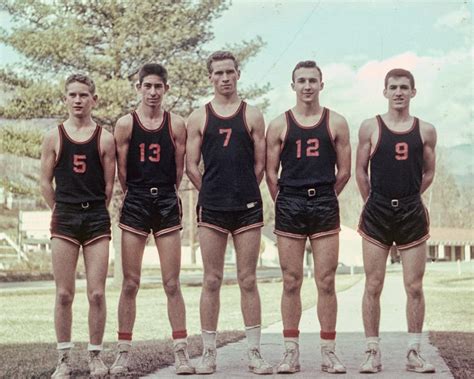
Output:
[
  {"xmin": 119, "ymin": 186, "xmax": 182, "ymax": 238},
  {"xmin": 197, "ymin": 202, "xmax": 264, "ymax": 235},
  {"xmin": 50, "ymin": 201, "xmax": 111, "ymax": 246},
  {"xmin": 274, "ymin": 185, "xmax": 340, "ymax": 239},
  {"xmin": 358, "ymin": 192, "xmax": 430, "ymax": 250}
]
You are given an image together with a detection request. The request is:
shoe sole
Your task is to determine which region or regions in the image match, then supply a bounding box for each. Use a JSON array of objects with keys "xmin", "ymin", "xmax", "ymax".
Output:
[
  {"xmin": 176, "ymin": 367, "xmax": 196, "ymax": 375},
  {"xmin": 249, "ymin": 366, "xmax": 274, "ymax": 375},
  {"xmin": 276, "ymin": 365, "xmax": 301, "ymax": 374},
  {"xmin": 406, "ymin": 365, "xmax": 435, "ymax": 373},
  {"xmin": 322, "ymin": 365, "xmax": 347, "ymax": 374},
  {"xmin": 195, "ymin": 368, "xmax": 216, "ymax": 375},
  {"xmin": 359, "ymin": 365, "xmax": 382, "ymax": 374}
]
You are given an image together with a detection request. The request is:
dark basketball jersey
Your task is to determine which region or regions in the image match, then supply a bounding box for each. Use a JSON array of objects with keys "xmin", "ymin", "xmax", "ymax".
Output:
[
  {"xmin": 198, "ymin": 101, "xmax": 261, "ymax": 211},
  {"xmin": 278, "ymin": 108, "xmax": 337, "ymax": 187},
  {"xmin": 126, "ymin": 111, "xmax": 177, "ymax": 188},
  {"xmin": 370, "ymin": 116, "xmax": 423, "ymax": 198},
  {"xmin": 54, "ymin": 124, "xmax": 106, "ymax": 203}
]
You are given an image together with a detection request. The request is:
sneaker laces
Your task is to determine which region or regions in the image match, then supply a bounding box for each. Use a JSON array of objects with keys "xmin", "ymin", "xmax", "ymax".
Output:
[
  {"xmin": 325, "ymin": 350, "xmax": 341, "ymax": 365},
  {"xmin": 175, "ymin": 347, "xmax": 188, "ymax": 366},
  {"xmin": 280, "ymin": 348, "xmax": 297, "ymax": 365},
  {"xmin": 114, "ymin": 351, "xmax": 128, "ymax": 366},
  {"xmin": 202, "ymin": 347, "xmax": 216, "ymax": 363},
  {"xmin": 363, "ymin": 348, "xmax": 378, "ymax": 364},
  {"xmin": 408, "ymin": 349, "xmax": 426, "ymax": 364}
]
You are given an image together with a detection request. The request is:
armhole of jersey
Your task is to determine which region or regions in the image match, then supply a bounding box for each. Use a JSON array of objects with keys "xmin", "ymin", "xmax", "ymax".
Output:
[
  {"xmin": 96, "ymin": 126, "xmax": 104, "ymax": 168},
  {"xmin": 325, "ymin": 108, "xmax": 337, "ymax": 151},
  {"xmin": 242, "ymin": 102, "xmax": 254, "ymax": 141},
  {"xmin": 54, "ymin": 124, "xmax": 64, "ymax": 167},
  {"xmin": 369, "ymin": 116, "xmax": 382, "ymax": 159},
  {"xmin": 415, "ymin": 117, "xmax": 424, "ymax": 144},
  {"xmin": 280, "ymin": 111, "xmax": 291, "ymax": 152},
  {"xmin": 167, "ymin": 112, "xmax": 177, "ymax": 149},
  {"xmin": 202, "ymin": 104, "xmax": 210, "ymax": 139}
]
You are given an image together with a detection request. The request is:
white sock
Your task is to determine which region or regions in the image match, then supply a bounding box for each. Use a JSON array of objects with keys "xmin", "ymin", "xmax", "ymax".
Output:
[
  {"xmin": 245, "ymin": 325, "xmax": 261, "ymax": 350},
  {"xmin": 408, "ymin": 333, "xmax": 422, "ymax": 351},
  {"xmin": 117, "ymin": 340, "xmax": 132, "ymax": 352},
  {"xmin": 284, "ymin": 337, "xmax": 299, "ymax": 350},
  {"xmin": 321, "ymin": 338, "xmax": 336, "ymax": 350},
  {"xmin": 173, "ymin": 337, "xmax": 188, "ymax": 348},
  {"xmin": 57, "ymin": 342, "xmax": 74, "ymax": 351},
  {"xmin": 366, "ymin": 336, "xmax": 380, "ymax": 349},
  {"xmin": 202, "ymin": 329, "xmax": 217, "ymax": 350},
  {"xmin": 87, "ymin": 343, "xmax": 103, "ymax": 352}
]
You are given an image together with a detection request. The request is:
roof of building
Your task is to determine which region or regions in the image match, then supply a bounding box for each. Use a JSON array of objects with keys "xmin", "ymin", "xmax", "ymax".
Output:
[{"xmin": 429, "ymin": 228, "xmax": 474, "ymax": 245}]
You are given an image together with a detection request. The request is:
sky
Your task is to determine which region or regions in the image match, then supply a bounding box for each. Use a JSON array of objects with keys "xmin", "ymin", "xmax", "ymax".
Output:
[{"xmin": 0, "ymin": 0, "xmax": 472, "ymax": 147}]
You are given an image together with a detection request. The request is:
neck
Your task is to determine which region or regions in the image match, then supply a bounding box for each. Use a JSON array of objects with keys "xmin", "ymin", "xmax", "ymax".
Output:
[
  {"xmin": 294, "ymin": 100, "xmax": 322, "ymax": 116},
  {"xmin": 386, "ymin": 107, "xmax": 411, "ymax": 122},
  {"xmin": 212, "ymin": 92, "xmax": 240, "ymax": 106},
  {"xmin": 138, "ymin": 103, "xmax": 163, "ymax": 119},
  {"xmin": 66, "ymin": 115, "xmax": 95, "ymax": 128}
]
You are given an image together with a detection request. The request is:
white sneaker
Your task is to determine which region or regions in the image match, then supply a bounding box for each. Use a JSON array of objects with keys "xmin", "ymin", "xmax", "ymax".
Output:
[
  {"xmin": 88, "ymin": 351, "xmax": 108, "ymax": 377},
  {"xmin": 51, "ymin": 351, "xmax": 72, "ymax": 379},
  {"xmin": 109, "ymin": 350, "xmax": 130, "ymax": 375},
  {"xmin": 359, "ymin": 346, "xmax": 382, "ymax": 373},
  {"xmin": 276, "ymin": 345, "xmax": 300, "ymax": 374},
  {"xmin": 195, "ymin": 347, "xmax": 217, "ymax": 374},
  {"xmin": 174, "ymin": 342, "xmax": 195, "ymax": 375},
  {"xmin": 248, "ymin": 348, "xmax": 273, "ymax": 375},
  {"xmin": 321, "ymin": 346, "xmax": 346, "ymax": 373},
  {"xmin": 406, "ymin": 349, "xmax": 435, "ymax": 373}
]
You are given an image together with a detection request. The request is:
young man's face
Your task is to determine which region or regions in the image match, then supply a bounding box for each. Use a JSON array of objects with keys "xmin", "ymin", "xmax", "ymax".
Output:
[
  {"xmin": 136, "ymin": 74, "xmax": 169, "ymax": 108},
  {"xmin": 291, "ymin": 67, "xmax": 324, "ymax": 103},
  {"xmin": 209, "ymin": 59, "xmax": 240, "ymax": 96},
  {"xmin": 384, "ymin": 76, "xmax": 416, "ymax": 110},
  {"xmin": 64, "ymin": 82, "xmax": 97, "ymax": 118}
]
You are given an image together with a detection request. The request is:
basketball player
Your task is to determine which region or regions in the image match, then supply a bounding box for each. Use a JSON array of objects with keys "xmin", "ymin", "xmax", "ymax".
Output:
[
  {"xmin": 356, "ymin": 68, "xmax": 436, "ymax": 373},
  {"xmin": 266, "ymin": 60, "xmax": 351, "ymax": 374},
  {"xmin": 40, "ymin": 74, "xmax": 115, "ymax": 377},
  {"xmin": 186, "ymin": 51, "xmax": 272, "ymax": 375},
  {"xmin": 110, "ymin": 63, "xmax": 193, "ymax": 375}
]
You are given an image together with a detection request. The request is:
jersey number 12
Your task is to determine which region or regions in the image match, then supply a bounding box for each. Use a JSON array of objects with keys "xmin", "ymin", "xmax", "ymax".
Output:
[{"xmin": 296, "ymin": 138, "xmax": 320, "ymax": 158}]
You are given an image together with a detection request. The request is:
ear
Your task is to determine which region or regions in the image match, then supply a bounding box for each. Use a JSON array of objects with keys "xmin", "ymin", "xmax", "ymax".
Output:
[
  {"xmin": 411, "ymin": 88, "xmax": 417, "ymax": 98},
  {"xmin": 135, "ymin": 81, "xmax": 141, "ymax": 92},
  {"xmin": 164, "ymin": 84, "xmax": 170, "ymax": 93},
  {"xmin": 237, "ymin": 69, "xmax": 241, "ymax": 80},
  {"xmin": 92, "ymin": 94, "xmax": 98, "ymax": 105},
  {"xmin": 291, "ymin": 82, "xmax": 295, "ymax": 91},
  {"xmin": 383, "ymin": 88, "xmax": 388, "ymax": 98},
  {"xmin": 320, "ymin": 81, "xmax": 324, "ymax": 91}
]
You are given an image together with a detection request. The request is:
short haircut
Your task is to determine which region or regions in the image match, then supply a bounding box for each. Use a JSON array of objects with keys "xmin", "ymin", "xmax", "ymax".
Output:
[
  {"xmin": 138, "ymin": 63, "xmax": 168, "ymax": 85},
  {"xmin": 206, "ymin": 51, "xmax": 239, "ymax": 74},
  {"xmin": 384, "ymin": 68, "xmax": 415, "ymax": 89},
  {"xmin": 65, "ymin": 74, "xmax": 96, "ymax": 95},
  {"xmin": 292, "ymin": 60, "xmax": 323, "ymax": 82}
]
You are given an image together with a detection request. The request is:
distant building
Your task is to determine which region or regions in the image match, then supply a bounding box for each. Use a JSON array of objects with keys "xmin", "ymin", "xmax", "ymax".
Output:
[{"xmin": 428, "ymin": 228, "xmax": 474, "ymax": 261}]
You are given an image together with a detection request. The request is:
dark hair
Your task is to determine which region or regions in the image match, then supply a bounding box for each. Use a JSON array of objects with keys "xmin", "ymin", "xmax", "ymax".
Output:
[
  {"xmin": 292, "ymin": 60, "xmax": 322, "ymax": 82},
  {"xmin": 384, "ymin": 68, "xmax": 415, "ymax": 89},
  {"xmin": 206, "ymin": 51, "xmax": 239, "ymax": 74},
  {"xmin": 138, "ymin": 63, "xmax": 168, "ymax": 85},
  {"xmin": 65, "ymin": 74, "xmax": 96, "ymax": 95}
]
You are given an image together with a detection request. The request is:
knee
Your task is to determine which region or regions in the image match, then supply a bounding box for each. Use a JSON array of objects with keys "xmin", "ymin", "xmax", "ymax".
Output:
[
  {"xmin": 405, "ymin": 281, "xmax": 423, "ymax": 300},
  {"xmin": 316, "ymin": 273, "xmax": 335, "ymax": 296},
  {"xmin": 56, "ymin": 290, "xmax": 74, "ymax": 307},
  {"xmin": 203, "ymin": 274, "xmax": 222, "ymax": 293},
  {"xmin": 122, "ymin": 276, "xmax": 140, "ymax": 297},
  {"xmin": 238, "ymin": 273, "xmax": 257, "ymax": 293},
  {"xmin": 88, "ymin": 290, "xmax": 105, "ymax": 307},
  {"xmin": 365, "ymin": 277, "xmax": 384, "ymax": 299},
  {"xmin": 163, "ymin": 277, "xmax": 180, "ymax": 297},
  {"xmin": 282, "ymin": 272, "xmax": 303, "ymax": 295}
]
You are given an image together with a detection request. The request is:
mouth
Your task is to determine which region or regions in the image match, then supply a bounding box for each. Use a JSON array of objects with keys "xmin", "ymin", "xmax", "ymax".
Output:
[{"xmin": 73, "ymin": 106, "xmax": 83, "ymax": 111}]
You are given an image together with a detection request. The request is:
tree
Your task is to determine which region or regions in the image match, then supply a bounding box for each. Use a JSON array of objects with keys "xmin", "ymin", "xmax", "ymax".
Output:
[{"xmin": 0, "ymin": 0, "xmax": 269, "ymax": 125}]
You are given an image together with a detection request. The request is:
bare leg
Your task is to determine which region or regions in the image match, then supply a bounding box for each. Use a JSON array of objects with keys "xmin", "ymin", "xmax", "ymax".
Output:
[
  {"xmin": 83, "ymin": 238, "xmax": 109, "ymax": 345},
  {"xmin": 51, "ymin": 238, "xmax": 80, "ymax": 343}
]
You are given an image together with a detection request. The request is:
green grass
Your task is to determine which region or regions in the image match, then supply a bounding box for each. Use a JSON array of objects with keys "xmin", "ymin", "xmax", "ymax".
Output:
[
  {"xmin": 423, "ymin": 271, "xmax": 474, "ymax": 332},
  {"xmin": 0, "ymin": 274, "xmax": 361, "ymax": 344}
]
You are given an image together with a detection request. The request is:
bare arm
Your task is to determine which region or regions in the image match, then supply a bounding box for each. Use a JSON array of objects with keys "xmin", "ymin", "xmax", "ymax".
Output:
[
  {"xmin": 100, "ymin": 129, "xmax": 116, "ymax": 207},
  {"xmin": 265, "ymin": 115, "xmax": 285, "ymax": 201},
  {"xmin": 113, "ymin": 115, "xmax": 132, "ymax": 192},
  {"xmin": 40, "ymin": 129, "xmax": 58, "ymax": 209},
  {"xmin": 356, "ymin": 119, "xmax": 376, "ymax": 201},
  {"xmin": 246, "ymin": 105, "xmax": 266, "ymax": 184},
  {"xmin": 331, "ymin": 112, "xmax": 351, "ymax": 195},
  {"xmin": 170, "ymin": 113, "xmax": 187, "ymax": 189},
  {"xmin": 420, "ymin": 121, "xmax": 437, "ymax": 194},
  {"xmin": 185, "ymin": 108, "xmax": 205, "ymax": 190}
]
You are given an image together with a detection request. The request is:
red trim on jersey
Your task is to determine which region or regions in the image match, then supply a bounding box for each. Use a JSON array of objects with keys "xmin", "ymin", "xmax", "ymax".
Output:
[
  {"xmin": 241, "ymin": 103, "xmax": 254, "ymax": 141},
  {"xmin": 83, "ymin": 233, "xmax": 111, "ymax": 246},
  {"xmin": 370, "ymin": 117, "xmax": 383, "ymax": 159},
  {"xmin": 397, "ymin": 234, "xmax": 430, "ymax": 250},
  {"xmin": 51, "ymin": 233, "xmax": 81, "ymax": 246},
  {"xmin": 133, "ymin": 110, "xmax": 166, "ymax": 133},
  {"xmin": 357, "ymin": 229, "xmax": 391, "ymax": 250},
  {"xmin": 309, "ymin": 227, "xmax": 340, "ymax": 240},
  {"xmin": 274, "ymin": 229, "xmax": 307, "ymax": 240},
  {"xmin": 379, "ymin": 115, "xmax": 417, "ymax": 135},
  {"xmin": 167, "ymin": 112, "xmax": 177, "ymax": 149},
  {"xmin": 153, "ymin": 225, "xmax": 182, "ymax": 238},
  {"xmin": 233, "ymin": 222, "xmax": 264, "ymax": 235},
  {"xmin": 280, "ymin": 112, "xmax": 291, "ymax": 152},
  {"xmin": 60, "ymin": 123, "xmax": 99, "ymax": 144},
  {"xmin": 175, "ymin": 187, "xmax": 183, "ymax": 222},
  {"xmin": 207, "ymin": 101, "xmax": 244, "ymax": 120},
  {"xmin": 198, "ymin": 206, "xmax": 203, "ymax": 223},
  {"xmin": 96, "ymin": 126, "xmax": 105, "ymax": 168},
  {"xmin": 54, "ymin": 124, "xmax": 64, "ymax": 167},
  {"xmin": 288, "ymin": 107, "xmax": 326, "ymax": 129},
  {"xmin": 198, "ymin": 222, "xmax": 230, "ymax": 235},
  {"xmin": 119, "ymin": 223, "xmax": 149, "ymax": 237},
  {"xmin": 325, "ymin": 109, "xmax": 337, "ymax": 151}
]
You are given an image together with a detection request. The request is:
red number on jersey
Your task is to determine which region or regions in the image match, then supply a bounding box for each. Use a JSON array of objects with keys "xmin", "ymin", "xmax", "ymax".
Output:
[
  {"xmin": 219, "ymin": 128, "xmax": 232, "ymax": 147},
  {"xmin": 73, "ymin": 154, "xmax": 86, "ymax": 173},
  {"xmin": 296, "ymin": 138, "xmax": 320, "ymax": 158},
  {"xmin": 139, "ymin": 143, "xmax": 161, "ymax": 162},
  {"xmin": 395, "ymin": 142, "xmax": 408, "ymax": 160}
]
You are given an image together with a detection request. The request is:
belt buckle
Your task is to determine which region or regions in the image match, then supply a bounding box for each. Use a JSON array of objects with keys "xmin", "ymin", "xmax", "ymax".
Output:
[
  {"xmin": 307, "ymin": 188, "xmax": 316, "ymax": 197},
  {"xmin": 150, "ymin": 187, "xmax": 158, "ymax": 195},
  {"xmin": 391, "ymin": 199, "xmax": 399, "ymax": 207},
  {"xmin": 81, "ymin": 202, "xmax": 90, "ymax": 209}
]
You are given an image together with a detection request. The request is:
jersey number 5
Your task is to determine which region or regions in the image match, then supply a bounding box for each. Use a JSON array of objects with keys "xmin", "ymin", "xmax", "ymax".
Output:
[
  {"xmin": 395, "ymin": 142, "xmax": 408, "ymax": 160},
  {"xmin": 219, "ymin": 128, "xmax": 232, "ymax": 147},
  {"xmin": 73, "ymin": 154, "xmax": 86, "ymax": 174},
  {"xmin": 296, "ymin": 138, "xmax": 320, "ymax": 158},
  {"xmin": 139, "ymin": 143, "xmax": 161, "ymax": 162}
]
